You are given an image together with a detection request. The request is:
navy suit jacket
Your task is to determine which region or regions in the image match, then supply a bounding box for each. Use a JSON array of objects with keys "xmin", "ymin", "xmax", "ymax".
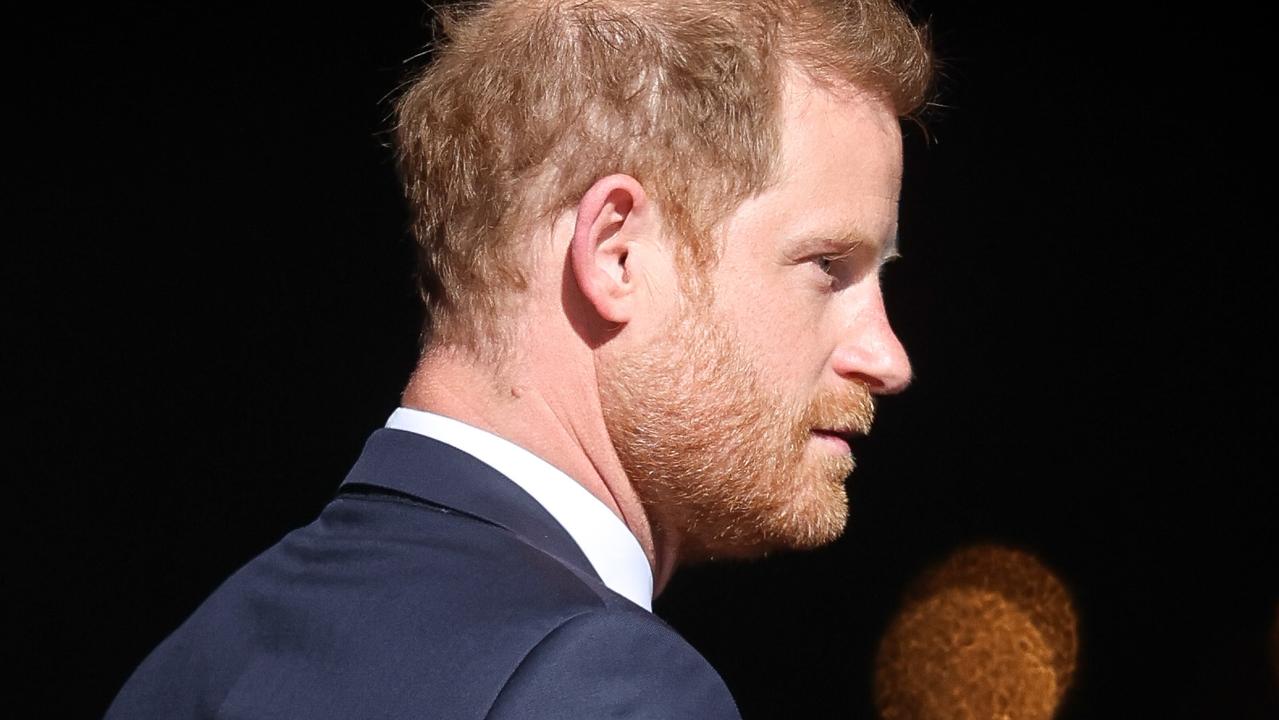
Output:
[{"xmin": 107, "ymin": 428, "xmax": 741, "ymax": 719}]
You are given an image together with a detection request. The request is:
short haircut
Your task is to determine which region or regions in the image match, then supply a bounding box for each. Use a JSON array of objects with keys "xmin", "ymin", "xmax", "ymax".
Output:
[{"xmin": 394, "ymin": 0, "xmax": 932, "ymax": 354}]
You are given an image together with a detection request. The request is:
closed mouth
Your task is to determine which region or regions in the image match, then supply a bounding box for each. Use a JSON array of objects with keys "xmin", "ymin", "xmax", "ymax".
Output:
[
  {"xmin": 812, "ymin": 428, "xmax": 861, "ymax": 445},
  {"xmin": 808, "ymin": 427, "xmax": 859, "ymax": 450}
]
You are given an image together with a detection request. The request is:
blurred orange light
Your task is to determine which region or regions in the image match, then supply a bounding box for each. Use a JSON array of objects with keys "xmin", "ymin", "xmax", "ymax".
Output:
[{"xmin": 874, "ymin": 544, "xmax": 1078, "ymax": 720}]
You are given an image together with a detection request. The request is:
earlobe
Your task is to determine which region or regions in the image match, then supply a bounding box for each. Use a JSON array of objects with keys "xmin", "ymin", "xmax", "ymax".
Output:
[{"xmin": 569, "ymin": 174, "xmax": 650, "ymax": 326}]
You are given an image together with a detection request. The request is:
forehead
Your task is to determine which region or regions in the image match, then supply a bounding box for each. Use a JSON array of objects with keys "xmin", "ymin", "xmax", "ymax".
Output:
[
  {"xmin": 713, "ymin": 71, "xmax": 904, "ymax": 260},
  {"xmin": 776, "ymin": 72, "xmax": 903, "ymax": 215},
  {"xmin": 790, "ymin": 81, "xmax": 901, "ymax": 148}
]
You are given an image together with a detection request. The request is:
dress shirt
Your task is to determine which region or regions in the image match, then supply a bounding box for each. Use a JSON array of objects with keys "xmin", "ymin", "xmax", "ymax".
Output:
[{"xmin": 385, "ymin": 406, "xmax": 654, "ymax": 611}]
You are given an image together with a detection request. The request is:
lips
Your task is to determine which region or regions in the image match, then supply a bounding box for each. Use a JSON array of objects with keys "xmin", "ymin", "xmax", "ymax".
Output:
[
  {"xmin": 811, "ymin": 428, "xmax": 858, "ymax": 451},
  {"xmin": 813, "ymin": 428, "xmax": 860, "ymax": 442}
]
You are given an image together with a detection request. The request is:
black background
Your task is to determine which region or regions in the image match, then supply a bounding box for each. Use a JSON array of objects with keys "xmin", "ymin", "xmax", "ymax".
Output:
[{"xmin": 11, "ymin": 2, "xmax": 1276, "ymax": 718}]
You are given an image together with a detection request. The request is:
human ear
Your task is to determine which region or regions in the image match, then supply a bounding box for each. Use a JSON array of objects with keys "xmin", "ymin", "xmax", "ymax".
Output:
[{"xmin": 568, "ymin": 174, "xmax": 651, "ymax": 325}]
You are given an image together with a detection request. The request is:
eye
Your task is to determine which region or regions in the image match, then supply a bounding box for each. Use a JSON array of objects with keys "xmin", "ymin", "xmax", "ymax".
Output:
[{"xmin": 809, "ymin": 241, "xmax": 862, "ymax": 277}]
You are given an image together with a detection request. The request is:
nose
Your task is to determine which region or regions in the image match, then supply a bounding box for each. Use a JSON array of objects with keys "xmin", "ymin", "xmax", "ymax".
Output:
[{"xmin": 831, "ymin": 284, "xmax": 912, "ymax": 395}]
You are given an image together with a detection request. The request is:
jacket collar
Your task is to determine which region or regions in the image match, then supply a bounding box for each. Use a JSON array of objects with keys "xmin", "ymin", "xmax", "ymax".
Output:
[{"xmin": 338, "ymin": 428, "xmax": 598, "ymax": 582}]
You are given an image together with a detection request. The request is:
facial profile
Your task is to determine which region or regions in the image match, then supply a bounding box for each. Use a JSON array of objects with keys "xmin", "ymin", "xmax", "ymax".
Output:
[{"xmin": 598, "ymin": 71, "xmax": 907, "ymax": 560}]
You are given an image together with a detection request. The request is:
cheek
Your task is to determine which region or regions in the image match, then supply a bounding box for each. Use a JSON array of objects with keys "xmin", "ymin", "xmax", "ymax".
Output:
[
  {"xmin": 706, "ymin": 247, "xmax": 835, "ymax": 386},
  {"xmin": 726, "ymin": 293, "xmax": 832, "ymax": 384}
]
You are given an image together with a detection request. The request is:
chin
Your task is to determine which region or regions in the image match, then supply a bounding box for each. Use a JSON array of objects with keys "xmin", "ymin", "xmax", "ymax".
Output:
[
  {"xmin": 774, "ymin": 452, "xmax": 855, "ymax": 547},
  {"xmin": 688, "ymin": 473, "xmax": 851, "ymax": 562},
  {"xmin": 772, "ymin": 483, "xmax": 851, "ymax": 551}
]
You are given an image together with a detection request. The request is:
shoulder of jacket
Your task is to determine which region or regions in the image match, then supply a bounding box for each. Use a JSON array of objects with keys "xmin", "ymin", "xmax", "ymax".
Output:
[{"xmin": 484, "ymin": 607, "xmax": 742, "ymax": 719}]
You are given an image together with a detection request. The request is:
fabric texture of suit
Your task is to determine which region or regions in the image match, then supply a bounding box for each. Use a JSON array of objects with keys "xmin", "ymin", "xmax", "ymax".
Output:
[{"xmin": 107, "ymin": 428, "xmax": 741, "ymax": 719}]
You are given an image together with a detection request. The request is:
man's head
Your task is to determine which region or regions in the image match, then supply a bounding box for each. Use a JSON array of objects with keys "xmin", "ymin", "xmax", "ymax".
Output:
[
  {"xmin": 596, "ymin": 71, "xmax": 911, "ymax": 559},
  {"xmin": 395, "ymin": 0, "xmax": 931, "ymax": 561},
  {"xmin": 395, "ymin": 0, "xmax": 931, "ymax": 354}
]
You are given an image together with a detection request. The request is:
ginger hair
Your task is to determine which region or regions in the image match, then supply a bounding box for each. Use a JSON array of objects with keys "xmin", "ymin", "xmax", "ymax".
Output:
[{"xmin": 394, "ymin": 0, "xmax": 932, "ymax": 355}]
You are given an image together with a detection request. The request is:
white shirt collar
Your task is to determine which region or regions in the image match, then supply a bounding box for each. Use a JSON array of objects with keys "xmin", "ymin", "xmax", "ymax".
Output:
[{"xmin": 384, "ymin": 407, "xmax": 654, "ymax": 611}]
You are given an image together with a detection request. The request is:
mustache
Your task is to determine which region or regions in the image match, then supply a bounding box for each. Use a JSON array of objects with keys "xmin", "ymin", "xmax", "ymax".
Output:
[{"xmin": 804, "ymin": 382, "xmax": 876, "ymax": 436}]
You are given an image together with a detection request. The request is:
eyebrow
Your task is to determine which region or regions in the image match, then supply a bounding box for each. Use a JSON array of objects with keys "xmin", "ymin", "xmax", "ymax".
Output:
[{"xmin": 794, "ymin": 229, "xmax": 900, "ymax": 263}]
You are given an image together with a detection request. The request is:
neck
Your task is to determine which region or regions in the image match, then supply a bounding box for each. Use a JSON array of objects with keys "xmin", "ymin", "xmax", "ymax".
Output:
[{"xmin": 400, "ymin": 345, "xmax": 682, "ymax": 594}]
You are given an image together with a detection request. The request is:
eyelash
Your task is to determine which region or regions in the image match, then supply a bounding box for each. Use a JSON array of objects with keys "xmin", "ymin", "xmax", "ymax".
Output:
[{"xmin": 812, "ymin": 242, "xmax": 862, "ymax": 277}]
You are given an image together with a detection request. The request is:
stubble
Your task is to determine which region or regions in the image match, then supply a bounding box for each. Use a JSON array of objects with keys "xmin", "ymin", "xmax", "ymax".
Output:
[{"xmin": 598, "ymin": 298, "xmax": 875, "ymax": 561}]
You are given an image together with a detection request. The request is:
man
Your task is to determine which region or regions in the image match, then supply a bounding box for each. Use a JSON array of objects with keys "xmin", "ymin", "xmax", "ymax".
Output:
[{"xmin": 107, "ymin": 1, "xmax": 931, "ymax": 717}]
